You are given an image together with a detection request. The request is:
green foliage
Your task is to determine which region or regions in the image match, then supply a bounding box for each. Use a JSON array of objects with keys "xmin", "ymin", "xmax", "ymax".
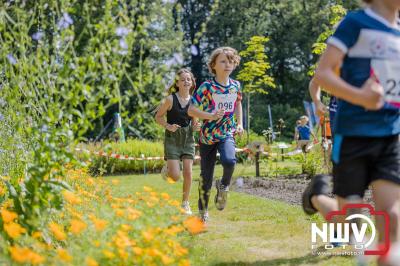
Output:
[
  {"xmin": 308, "ymin": 4, "xmax": 347, "ymax": 76},
  {"xmin": 83, "ymin": 139, "xmax": 165, "ymax": 175},
  {"xmin": 238, "ymin": 36, "xmax": 275, "ymax": 94},
  {"xmin": 0, "ymin": 0, "xmax": 171, "ymax": 231},
  {"xmin": 291, "ymin": 146, "xmax": 327, "ymax": 176}
]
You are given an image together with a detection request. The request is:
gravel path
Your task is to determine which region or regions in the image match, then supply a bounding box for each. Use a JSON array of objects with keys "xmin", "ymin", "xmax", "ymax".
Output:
[{"xmin": 231, "ymin": 175, "xmax": 373, "ymax": 206}]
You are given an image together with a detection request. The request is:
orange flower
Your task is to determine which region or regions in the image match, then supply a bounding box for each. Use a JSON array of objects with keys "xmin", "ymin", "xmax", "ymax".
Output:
[
  {"xmin": 166, "ymin": 177, "xmax": 176, "ymax": 184},
  {"xmin": 1, "ymin": 209, "xmax": 18, "ymax": 223},
  {"xmin": 86, "ymin": 257, "xmax": 99, "ymax": 266},
  {"xmin": 111, "ymin": 179, "xmax": 120, "ymax": 185},
  {"xmin": 4, "ymin": 222, "xmax": 26, "ymax": 239},
  {"xmin": 127, "ymin": 208, "xmax": 142, "ymax": 221},
  {"xmin": 132, "ymin": 247, "xmax": 143, "ymax": 255},
  {"xmin": 117, "ymin": 248, "xmax": 129, "ymax": 260},
  {"xmin": 142, "ymin": 230, "xmax": 154, "ymax": 242},
  {"xmin": 90, "ymin": 216, "xmax": 107, "ymax": 231},
  {"xmin": 168, "ymin": 200, "xmax": 180, "ymax": 207},
  {"xmin": 32, "ymin": 231, "xmax": 42, "ymax": 239},
  {"xmin": 174, "ymin": 243, "xmax": 188, "ymax": 257},
  {"xmin": 161, "ymin": 193, "xmax": 170, "ymax": 200},
  {"xmin": 161, "ymin": 255, "xmax": 174, "ymax": 265},
  {"xmin": 171, "ymin": 215, "xmax": 180, "ymax": 222},
  {"xmin": 165, "ymin": 225, "xmax": 184, "ymax": 236},
  {"xmin": 69, "ymin": 219, "xmax": 87, "ymax": 235},
  {"xmin": 115, "ymin": 209, "xmax": 125, "ymax": 217},
  {"xmin": 179, "ymin": 259, "xmax": 191, "ymax": 266},
  {"xmin": 49, "ymin": 222, "xmax": 67, "ymax": 241},
  {"xmin": 62, "ymin": 190, "xmax": 82, "ymax": 205},
  {"xmin": 183, "ymin": 217, "xmax": 205, "ymax": 235},
  {"xmin": 9, "ymin": 246, "xmax": 45, "ymax": 265},
  {"xmin": 102, "ymin": 250, "xmax": 115, "ymax": 259},
  {"xmin": 57, "ymin": 248, "xmax": 73, "ymax": 262},
  {"xmin": 92, "ymin": 240, "xmax": 101, "ymax": 247},
  {"xmin": 0, "ymin": 184, "xmax": 5, "ymax": 196}
]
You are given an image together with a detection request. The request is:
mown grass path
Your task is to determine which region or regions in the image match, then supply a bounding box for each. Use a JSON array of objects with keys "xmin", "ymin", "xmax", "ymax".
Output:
[{"xmin": 108, "ymin": 165, "xmax": 372, "ymax": 266}]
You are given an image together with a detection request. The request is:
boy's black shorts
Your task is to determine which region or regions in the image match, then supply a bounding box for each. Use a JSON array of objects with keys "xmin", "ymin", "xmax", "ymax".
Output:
[{"xmin": 333, "ymin": 135, "xmax": 400, "ymax": 198}]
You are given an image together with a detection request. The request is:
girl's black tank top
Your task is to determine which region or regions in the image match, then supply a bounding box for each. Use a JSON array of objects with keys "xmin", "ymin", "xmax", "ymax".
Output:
[{"xmin": 166, "ymin": 93, "xmax": 191, "ymax": 127}]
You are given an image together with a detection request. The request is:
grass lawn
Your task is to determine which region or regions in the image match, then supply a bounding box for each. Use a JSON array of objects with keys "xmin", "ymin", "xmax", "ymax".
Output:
[{"xmin": 107, "ymin": 164, "xmax": 375, "ymax": 266}]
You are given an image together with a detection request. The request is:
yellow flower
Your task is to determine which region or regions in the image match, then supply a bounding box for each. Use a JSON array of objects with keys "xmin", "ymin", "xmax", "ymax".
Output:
[
  {"xmin": 86, "ymin": 257, "xmax": 99, "ymax": 266},
  {"xmin": 1, "ymin": 209, "xmax": 18, "ymax": 223},
  {"xmin": 102, "ymin": 250, "xmax": 115, "ymax": 259},
  {"xmin": 111, "ymin": 179, "xmax": 120, "ymax": 185},
  {"xmin": 69, "ymin": 219, "xmax": 87, "ymax": 235},
  {"xmin": 179, "ymin": 259, "xmax": 191, "ymax": 266},
  {"xmin": 161, "ymin": 193, "xmax": 170, "ymax": 200},
  {"xmin": 4, "ymin": 222, "xmax": 26, "ymax": 239},
  {"xmin": 62, "ymin": 190, "xmax": 82, "ymax": 205},
  {"xmin": 0, "ymin": 184, "xmax": 5, "ymax": 196},
  {"xmin": 120, "ymin": 224, "xmax": 132, "ymax": 232},
  {"xmin": 57, "ymin": 248, "xmax": 73, "ymax": 262},
  {"xmin": 183, "ymin": 216, "xmax": 206, "ymax": 235},
  {"xmin": 143, "ymin": 186, "xmax": 152, "ymax": 192},
  {"xmin": 49, "ymin": 222, "xmax": 67, "ymax": 241}
]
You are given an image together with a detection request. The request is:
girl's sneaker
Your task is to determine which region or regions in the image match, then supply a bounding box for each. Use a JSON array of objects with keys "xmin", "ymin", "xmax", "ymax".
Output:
[
  {"xmin": 199, "ymin": 210, "xmax": 209, "ymax": 223},
  {"xmin": 181, "ymin": 201, "xmax": 192, "ymax": 215}
]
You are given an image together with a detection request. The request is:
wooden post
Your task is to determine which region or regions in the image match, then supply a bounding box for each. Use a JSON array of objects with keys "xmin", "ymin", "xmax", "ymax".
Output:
[{"xmin": 256, "ymin": 145, "xmax": 260, "ymax": 177}]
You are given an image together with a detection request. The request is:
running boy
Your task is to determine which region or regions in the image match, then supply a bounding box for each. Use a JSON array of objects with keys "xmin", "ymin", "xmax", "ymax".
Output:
[
  {"xmin": 188, "ymin": 47, "xmax": 243, "ymax": 222},
  {"xmin": 302, "ymin": 1, "xmax": 400, "ymax": 264},
  {"xmin": 295, "ymin": 115, "xmax": 317, "ymax": 153},
  {"xmin": 155, "ymin": 68, "xmax": 200, "ymax": 215}
]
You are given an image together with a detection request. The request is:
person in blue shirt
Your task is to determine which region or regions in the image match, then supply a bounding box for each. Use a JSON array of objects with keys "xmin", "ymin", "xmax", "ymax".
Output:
[
  {"xmin": 295, "ymin": 115, "xmax": 317, "ymax": 153},
  {"xmin": 302, "ymin": 0, "xmax": 400, "ymax": 263}
]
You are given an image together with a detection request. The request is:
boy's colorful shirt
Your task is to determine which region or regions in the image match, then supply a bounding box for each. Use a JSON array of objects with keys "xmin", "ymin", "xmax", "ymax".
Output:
[
  {"xmin": 191, "ymin": 78, "xmax": 242, "ymax": 144},
  {"xmin": 327, "ymin": 8, "xmax": 400, "ymax": 137}
]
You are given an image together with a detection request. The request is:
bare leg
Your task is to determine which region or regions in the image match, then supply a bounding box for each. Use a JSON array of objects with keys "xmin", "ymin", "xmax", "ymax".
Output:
[
  {"xmin": 167, "ymin": 160, "xmax": 181, "ymax": 181},
  {"xmin": 182, "ymin": 159, "xmax": 193, "ymax": 202},
  {"xmin": 371, "ymin": 179, "xmax": 400, "ymax": 266}
]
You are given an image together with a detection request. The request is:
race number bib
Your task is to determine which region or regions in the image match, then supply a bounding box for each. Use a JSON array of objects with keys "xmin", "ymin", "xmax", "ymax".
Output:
[
  {"xmin": 212, "ymin": 93, "xmax": 237, "ymax": 113},
  {"xmin": 371, "ymin": 59, "xmax": 400, "ymax": 107}
]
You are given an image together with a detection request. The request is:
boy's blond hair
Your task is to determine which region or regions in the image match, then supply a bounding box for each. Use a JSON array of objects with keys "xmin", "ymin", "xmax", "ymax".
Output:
[
  {"xmin": 207, "ymin": 47, "xmax": 241, "ymax": 75},
  {"xmin": 300, "ymin": 115, "xmax": 309, "ymax": 122}
]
